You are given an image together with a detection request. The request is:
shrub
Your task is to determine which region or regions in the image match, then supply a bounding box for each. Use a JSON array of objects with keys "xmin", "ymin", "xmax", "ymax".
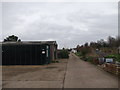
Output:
[
  {"xmin": 75, "ymin": 52, "xmax": 82, "ymax": 57},
  {"xmin": 87, "ymin": 56, "xmax": 93, "ymax": 62},
  {"xmin": 105, "ymin": 54, "xmax": 120, "ymax": 62},
  {"xmin": 58, "ymin": 50, "xmax": 69, "ymax": 59}
]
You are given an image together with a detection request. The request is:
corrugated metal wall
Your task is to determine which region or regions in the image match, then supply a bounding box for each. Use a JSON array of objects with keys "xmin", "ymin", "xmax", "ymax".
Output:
[{"xmin": 2, "ymin": 44, "xmax": 51, "ymax": 65}]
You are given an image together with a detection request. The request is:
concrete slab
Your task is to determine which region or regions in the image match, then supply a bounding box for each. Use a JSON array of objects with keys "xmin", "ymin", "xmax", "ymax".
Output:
[
  {"xmin": 2, "ymin": 81, "xmax": 63, "ymax": 88},
  {"xmin": 2, "ymin": 59, "xmax": 67, "ymax": 88}
]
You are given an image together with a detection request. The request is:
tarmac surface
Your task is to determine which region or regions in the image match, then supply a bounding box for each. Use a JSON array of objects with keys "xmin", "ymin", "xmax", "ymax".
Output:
[
  {"xmin": 64, "ymin": 53, "xmax": 118, "ymax": 88},
  {"xmin": 2, "ymin": 53, "xmax": 119, "ymax": 88}
]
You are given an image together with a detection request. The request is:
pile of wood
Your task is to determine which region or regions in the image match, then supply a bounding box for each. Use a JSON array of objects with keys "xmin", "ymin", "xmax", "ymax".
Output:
[{"xmin": 104, "ymin": 63, "xmax": 120, "ymax": 76}]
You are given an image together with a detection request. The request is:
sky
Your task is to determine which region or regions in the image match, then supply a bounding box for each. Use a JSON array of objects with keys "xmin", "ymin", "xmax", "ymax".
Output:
[{"xmin": 1, "ymin": 1, "xmax": 118, "ymax": 49}]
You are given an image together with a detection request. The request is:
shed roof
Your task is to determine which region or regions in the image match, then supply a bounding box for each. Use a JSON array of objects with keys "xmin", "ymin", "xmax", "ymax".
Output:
[{"xmin": 1, "ymin": 41, "xmax": 57, "ymax": 45}]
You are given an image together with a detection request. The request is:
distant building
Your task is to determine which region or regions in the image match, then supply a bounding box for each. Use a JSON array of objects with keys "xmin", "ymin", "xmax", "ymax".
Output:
[
  {"xmin": 71, "ymin": 48, "xmax": 77, "ymax": 53},
  {"xmin": 2, "ymin": 41, "xmax": 57, "ymax": 65}
]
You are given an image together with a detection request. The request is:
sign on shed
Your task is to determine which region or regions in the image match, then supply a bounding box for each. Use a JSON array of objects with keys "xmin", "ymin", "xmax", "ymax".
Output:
[{"xmin": 105, "ymin": 58, "xmax": 113, "ymax": 63}]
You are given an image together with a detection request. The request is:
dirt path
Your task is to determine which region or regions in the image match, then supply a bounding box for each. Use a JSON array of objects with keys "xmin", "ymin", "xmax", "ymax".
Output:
[{"xmin": 64, "ymin": 53, "xmax": 118, "ymax": 88}]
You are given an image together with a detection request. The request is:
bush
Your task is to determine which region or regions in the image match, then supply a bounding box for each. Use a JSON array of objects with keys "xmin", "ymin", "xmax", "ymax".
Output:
[
  {"xmin": 75, "ymin": 52, "xmax": 82, "ymax": 57},
  {"xmin": 84, "ymin": 56, "xmax": 99, "ymax": 65},
  {"xmin": 58, "ymin": 50, "xmax": 69, "ymax": 59},
  {"xmin": 86, "ymin": 56, "xmax": 93, "ymax": 62},
  {"xmin": 105, "ymin": 54, "xmax": 120, "ymax": 62}
]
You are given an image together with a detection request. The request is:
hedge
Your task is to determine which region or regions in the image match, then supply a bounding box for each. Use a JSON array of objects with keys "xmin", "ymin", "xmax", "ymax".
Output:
[{"xmin": 58, "ymin": 50, "xmax": 69, "ymax": 59}]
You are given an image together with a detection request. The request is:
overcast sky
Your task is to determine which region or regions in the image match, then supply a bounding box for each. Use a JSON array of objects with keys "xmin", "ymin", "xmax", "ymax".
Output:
[{"xmin": 1, "ymin": 2, "xmax": 118, "ymax": 48}]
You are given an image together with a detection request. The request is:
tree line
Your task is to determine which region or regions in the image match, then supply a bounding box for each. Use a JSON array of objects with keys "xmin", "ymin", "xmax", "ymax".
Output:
[
  {"xmin": 76, "ymin": 36, "xmax": 120, "ymax": 57},
  {"xmin": 3, "ymin": 35, "xmax": 21, "ymax": 42}
]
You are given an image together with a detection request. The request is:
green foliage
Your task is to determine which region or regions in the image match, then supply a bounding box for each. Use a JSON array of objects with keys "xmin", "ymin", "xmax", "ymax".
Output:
[
  {"xmin": 86, "ymin": 56, "xmax": 93, "ymax": 62},
  {"xmin": 75, "ymin": 52, "xmax": 82, "ymax": 57},
  {"xmin": 105, "ymin": 55, "xmax": 116, "ymax": 58},
  {"xmin": 82, "ymin": 56, "xmax": 94, "ymax": 62},
  {"xmin": 105, "ymin": 54, "xmax": 120, "ymax": 62},
  {"xmin": 58, "ymin": 50, "xmax": 69, "ymax": 59},
  {"xmin": 116, "ymin": 55, "xmax": 120, "ymax": 62},
  {"xmin": 80, "ymin": 47, "xmax": 91, "ymax": 57}
]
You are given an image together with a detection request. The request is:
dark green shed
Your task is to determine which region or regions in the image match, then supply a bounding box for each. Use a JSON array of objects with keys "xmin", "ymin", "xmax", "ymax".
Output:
[{"xmin": 2, "ymin": 41, "xmax": 57, "ymax": 65}]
